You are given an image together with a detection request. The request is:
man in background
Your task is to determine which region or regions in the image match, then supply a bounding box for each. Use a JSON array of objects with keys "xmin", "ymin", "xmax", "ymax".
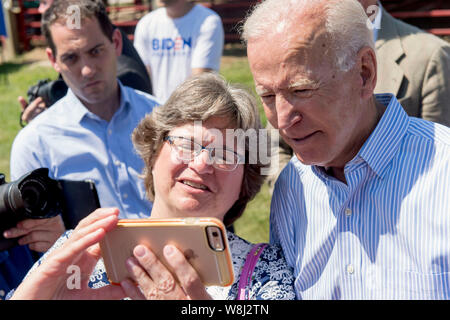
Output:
[
  {"xmin": 363, "ymin": 0, "xmax": 450, "ymax": 126},
  {"xmin": 18, "ymin": 0, "xmax": 152, "ymax": 124},
  {"xmin": 134, "ymin": 0, "xmax": 224, "ymax": 103}
]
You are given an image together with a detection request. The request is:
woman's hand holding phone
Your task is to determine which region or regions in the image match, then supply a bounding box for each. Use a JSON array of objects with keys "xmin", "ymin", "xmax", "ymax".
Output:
[
  {"xmin": 120, "ymin": 244, "xmax": 212, "ymax": 300},
  {"xmin": 11, "ymin": 208, "xmax": 126, "ymax": 300},
  {"xmin": 12, "ymin": 212, "xmax": 229, "ymax": 300}
]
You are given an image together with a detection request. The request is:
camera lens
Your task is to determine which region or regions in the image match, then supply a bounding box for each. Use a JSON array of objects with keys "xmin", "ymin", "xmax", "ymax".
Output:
[
  {"xmin": 0, "ymin": 168, "xmax": 61, "ymax": 238},
  {"xmin": 19, "ymin": 179, "xmax": 49, "ymax": 216},
  {"xmin": 21, "ymin": 182, "xmax": 45, "ymax": 210}
]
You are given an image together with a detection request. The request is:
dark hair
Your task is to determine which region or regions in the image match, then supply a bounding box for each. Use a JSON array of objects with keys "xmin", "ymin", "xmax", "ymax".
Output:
[{"xmin": 41, "ymin": 0, "xmax": 115, "ymax": 56}]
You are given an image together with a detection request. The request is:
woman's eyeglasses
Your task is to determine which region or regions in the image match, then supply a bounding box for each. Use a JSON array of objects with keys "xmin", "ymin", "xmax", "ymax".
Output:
[{"xmin": 164, "ymin": 136, "xmax": 244, "ymax": 171}]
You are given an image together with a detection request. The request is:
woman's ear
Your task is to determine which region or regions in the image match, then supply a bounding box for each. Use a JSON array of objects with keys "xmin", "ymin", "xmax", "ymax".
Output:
[{"xmin": 357, "ymin": 46, "xmax": 377, "ymax": 99}]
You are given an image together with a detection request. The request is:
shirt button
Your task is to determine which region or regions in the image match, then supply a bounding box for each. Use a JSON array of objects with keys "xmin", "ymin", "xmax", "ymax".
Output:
[
  {"xmin": 345, "ymin": 208, "xmax": 352, "ymax": 216},
  {"xmin": 0, "ymin": 289, "xmax": 5, "ymax": 297},
  {"xmin": 346, "ymin": 264, "xmax": 355, "ymax": 274},
  {"xmin": 114, "ymin": 160, "xmax": 121, "ymax": 166},
  {"xmin": 108, "ymin": 129, "xmax": 113, "ymax": 135},
  {"xmin": 123, "ymin": 193, "xmax": 128, "ymax": 199}
]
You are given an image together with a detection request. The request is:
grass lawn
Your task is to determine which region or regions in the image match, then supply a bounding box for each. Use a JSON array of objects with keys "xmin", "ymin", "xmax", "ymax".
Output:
[
  {"xmin": 0, "ymin": 60, "xmax": 58, "ymax": 180},
  {"xmin": 0, "ymin": 46, "xmax": 272, "ymax": 243}
]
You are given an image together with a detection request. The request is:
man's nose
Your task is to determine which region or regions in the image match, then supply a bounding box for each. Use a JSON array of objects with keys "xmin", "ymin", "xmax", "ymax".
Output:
[
  {"xmin": 188, "ymin": 149, "xmax": 214, "ymax": 174},
  {"xmin": 276, "ymin": 94, "xmax": 301, "ymax": 130},
  {"xmin": 81, "ymin": 59, "xmax": 96, "ymax": 78}
]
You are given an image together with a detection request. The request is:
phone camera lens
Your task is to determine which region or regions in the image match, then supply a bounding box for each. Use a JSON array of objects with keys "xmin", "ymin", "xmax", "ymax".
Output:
[{"xmin": 206, "ymin": 226, "xmax": 224, "ymax": 251}]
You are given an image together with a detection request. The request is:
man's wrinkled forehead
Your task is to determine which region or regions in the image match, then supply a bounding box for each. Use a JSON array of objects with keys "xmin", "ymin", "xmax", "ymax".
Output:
[
  {"xmin": 250, "ymin": 27, "xmax": 332, "ymax": 89},
  {"xmin": 248, "ymin": 8, "xmax": 330, "ymax": 62},
  {"xmin": 284, "ymin": 3, "xmax": 326, "ymax": 33}
]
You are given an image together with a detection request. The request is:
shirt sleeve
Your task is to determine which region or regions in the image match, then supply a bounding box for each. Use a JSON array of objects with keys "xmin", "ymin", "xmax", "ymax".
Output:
[
  {"xmin": 191, "ymin": 14, "xmax": 224, "ymax": 70},
  {"xmin": 10, "ymin": 128, "xmax": 46, "ymax": 181}
]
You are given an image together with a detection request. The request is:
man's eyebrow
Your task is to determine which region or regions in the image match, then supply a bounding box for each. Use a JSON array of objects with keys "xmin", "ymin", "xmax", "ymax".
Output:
[
  {"xmin": 87, "ymin": 43, "xmax": 104, "ymax": 53},
  {"xmin": 60, "ymin": 51, "xmax": 76, "ymax": 61},
  {"xmin": 60, "ymin": 43, "xmax": 105, "ymax": 59},
  {"xmin": 254, "ymin": 79, "xmax": 320, "ymax": 96},
  {"xmin": 288, "ymin": 79, "xmax": 320, "ymax": 89}
]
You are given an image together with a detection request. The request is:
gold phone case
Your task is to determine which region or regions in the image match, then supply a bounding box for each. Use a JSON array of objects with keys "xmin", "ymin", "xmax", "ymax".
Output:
[{"xmin": 99, "ymin": 217, "xmax": 234, "ymax": 287}]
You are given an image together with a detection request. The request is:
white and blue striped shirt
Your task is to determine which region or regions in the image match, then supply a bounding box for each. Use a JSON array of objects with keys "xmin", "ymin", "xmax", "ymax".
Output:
[{"xmin": 270, "ymin": 94, "xmax": 450, "ymax": 299}]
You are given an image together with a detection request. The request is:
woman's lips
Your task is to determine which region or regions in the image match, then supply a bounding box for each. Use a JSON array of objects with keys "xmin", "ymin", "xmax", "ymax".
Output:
[{"xmin": 177, "ymin": 179, "xmax": 212, "ymax": 193}]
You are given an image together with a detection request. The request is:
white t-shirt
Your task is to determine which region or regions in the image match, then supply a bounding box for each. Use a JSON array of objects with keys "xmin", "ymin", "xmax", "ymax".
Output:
[{"xmin": 134, "ymin": 4, "xmax": 224, "ymax": 103}]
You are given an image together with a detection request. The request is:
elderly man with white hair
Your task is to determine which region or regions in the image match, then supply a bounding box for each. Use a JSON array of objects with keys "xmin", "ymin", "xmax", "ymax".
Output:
[{"xmin": 243, "ymin": 0, "xmax": 450, "ymax": 299}]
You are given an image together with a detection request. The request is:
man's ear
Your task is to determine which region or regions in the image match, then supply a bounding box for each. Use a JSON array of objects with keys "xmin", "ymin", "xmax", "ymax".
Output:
[
  {"xmin": 112, "ymin": 28, "xmax": 123, "ymax": 57},
  {"xmin": 46, "ymin": 47, "xmax": 61, "ymax": 73},
  {"xmin": 357, "ymin": 46, "xmax": 377, "ymax": 99}
]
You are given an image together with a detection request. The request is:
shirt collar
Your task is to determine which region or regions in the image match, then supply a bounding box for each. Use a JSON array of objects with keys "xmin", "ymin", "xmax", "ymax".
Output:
[
  {"xmin": 65, "ymin": 80, "xmax": 129, "ymax": 124},
  {"xmin": 64, "ymin": 87, "xmax": 88, "ymax": 124},
  {"xmin": 356, "ymin": 93, "xmax": 409, "ymax": 179}
]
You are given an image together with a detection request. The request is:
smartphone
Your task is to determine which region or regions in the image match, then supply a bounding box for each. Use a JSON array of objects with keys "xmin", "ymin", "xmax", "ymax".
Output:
[{"xmin": 99, "ymin": 217, "xmax": 234, "ymax": 287}]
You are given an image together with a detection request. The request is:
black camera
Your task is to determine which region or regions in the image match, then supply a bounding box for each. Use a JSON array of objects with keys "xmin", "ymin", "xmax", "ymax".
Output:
[
  {"xmin": 26, "ymin": 79, "xmax": 68, "ymax": 109},
  {"xmin": 0, "ymin": 168, "xmax": 100, "ymax": 251}
]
